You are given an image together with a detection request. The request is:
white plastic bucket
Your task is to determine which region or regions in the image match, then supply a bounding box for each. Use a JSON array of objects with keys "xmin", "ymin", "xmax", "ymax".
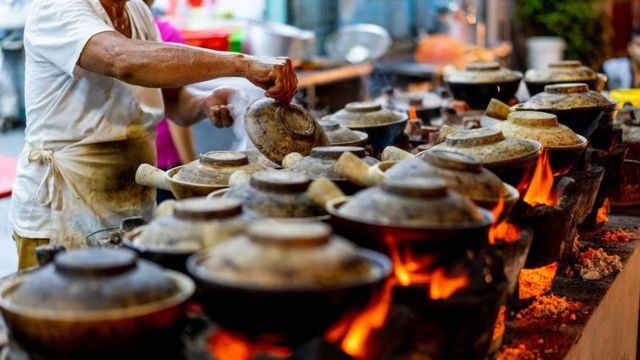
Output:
[{"xmin": 526, "ymin": 36, "xmax": 566, "ymax": 69}]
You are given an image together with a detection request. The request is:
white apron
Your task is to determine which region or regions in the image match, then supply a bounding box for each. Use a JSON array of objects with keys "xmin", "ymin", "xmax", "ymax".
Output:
[{"xmin": 22, "ymin": 2, "xmax": 163, "ymax": 248}]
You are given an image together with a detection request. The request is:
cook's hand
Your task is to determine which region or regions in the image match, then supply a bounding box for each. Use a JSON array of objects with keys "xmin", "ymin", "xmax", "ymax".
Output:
[
  {"xmin": 202, "ymin": 86, "xmax": 239, "ymax": 128},
  {"xmin": 245, "ymin": 56, "xmax": 297, "ymax": 103}
]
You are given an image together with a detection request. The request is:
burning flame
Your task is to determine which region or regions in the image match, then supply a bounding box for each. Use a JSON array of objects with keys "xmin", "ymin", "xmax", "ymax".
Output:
[
  {"xmin": 208, "ymin": 330, "xmax": 291, "ymax": 360},
  {"xmin": 326, "ymin": 238, "xmax": 470, "ymax": 358},
  {"xmin": 409, "ymin": 106, "xmax": 418, "ymax": 120},
  {"xmin": 326, "ymin": 279, "xmax": 395, "ymax": 358},
  {"xmin": 518, "ymin": 262, "xmax": 559, "ymax": 300},
  {"xmin": 429, "ymin": 267, "xmax": 470, "ymax": 300},
  {"xmin": 488, "ymin": 197, "xmax": 521, "ymax": 245},
  {"xmin": 596, "ymin": 198, "xmax": 610, "ymax": 224},
  {"xmin": 523, "ymin": 150, "xmax": 558, "ymax": 207}
]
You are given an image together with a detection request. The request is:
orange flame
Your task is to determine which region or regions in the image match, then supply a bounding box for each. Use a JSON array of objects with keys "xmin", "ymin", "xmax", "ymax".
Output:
[
  {"xmin": 518, "ymin": 262, "xmax": 559, "ymax": 300},
  {"xmin": 208, "ymin": 330, "xmax": 291, "ymax": 360},
  {"xmin": 429, "ymin": 267, "xmax": 470, "ymax": 300},
  {"xmin": 523, "ymin": 150, "xmax": 558, "ymax": 207},
  {"xmin": 488, "ymin": 197, "xmax": 522, "ymax": 245},
  {"xmin": 325, "ymin": 279, "xmax": 394, "ymax": 359},
  {"xmin": 326, "ymin": 238, "xmax": 470, "ymax": 358},
  {"xmin": 409, "ymin": 106, "xmax": 418, "ymax": 120},
  {"xmin": 596, "ymin": 198, "xmax": 610, "ymax": 224}
]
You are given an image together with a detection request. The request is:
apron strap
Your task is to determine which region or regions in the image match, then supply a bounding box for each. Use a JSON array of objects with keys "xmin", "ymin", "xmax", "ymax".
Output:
[{"xmin": 28, "ymin": 148, "xmax": 64, "ymax": 211}]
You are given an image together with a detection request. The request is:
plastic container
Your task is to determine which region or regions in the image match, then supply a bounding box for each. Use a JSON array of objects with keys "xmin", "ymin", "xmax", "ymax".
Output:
[{"xmin": 526, "ymin": 37, "xmax": 566, "ymax": 70}]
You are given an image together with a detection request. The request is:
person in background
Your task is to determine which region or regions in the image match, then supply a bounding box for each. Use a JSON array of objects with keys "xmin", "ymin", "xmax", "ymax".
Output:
[
  {"xmin": 603, "ymin": 27, "xmax": 640, "ymax": 89},
  {"xmin": 144, "ymin": 0, "xmax": 196, "ymax": 202}
]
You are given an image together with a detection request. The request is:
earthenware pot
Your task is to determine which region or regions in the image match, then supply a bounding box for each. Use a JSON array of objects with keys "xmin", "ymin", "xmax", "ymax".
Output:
[
  {"xmin": 524, "ymin": 60, "xmax": 606, "ymax": 95},
  {"xmin": 0, "ymin": 248, "xmax": 194, "ymax": 358},
  {"xmin": 324, "ymin": 101, "xmax": 409, "ymax": 154},
  {"xmin": 430, "ymin": 127, "xmax": 542, "ymax": 193},
  {"xmin": 135, "ymin": 151, "xmax": 265, "ymax": 199},
  {"xmin": 496, "ymin": 111, "xmax": 588, "ymax": 175},
  {"xmin": 517, "ymin": 83, "xmax": 617, "ymax": 139},
  {"xmin": 187, "ymin": 220, "xmax": 391, "ymax": 345},
  {"xmin": 123, "ymin": 198, "xmax": 247, "ymax": 273},
  {"xmin": 445, "ymin": 62, "xmax": 523, "ymax": 109}
]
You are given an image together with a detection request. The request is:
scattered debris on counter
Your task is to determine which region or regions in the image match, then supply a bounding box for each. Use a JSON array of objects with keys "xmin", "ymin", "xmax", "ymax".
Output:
[
  {"xmin": 565, "ymin": 247, "xmax": 623, "ymax": 281},
  {"xmin": 515, "ymin": 294, "xmax": 589, "ymax": 323}
]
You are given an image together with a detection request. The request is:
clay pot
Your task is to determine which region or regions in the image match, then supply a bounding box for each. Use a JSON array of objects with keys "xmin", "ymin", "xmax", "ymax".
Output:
[
  {"xmin": 318, "ymin": 119, "xmax": 369, "ymax": 147},
  {"xmin": 135, "ymin": 151, "xmax": 265, "ymax": 199},
  {"xmin": 282, "ymin": 146, "xmax": 378, "ymax": 194},
  {"xmin": 335, "ymin": 149, "xmax": 519, "ymax": 221},
  {"xmin": 517, "ymin": 83, "xmax": 617, "ymax": 138},
  {"xmin": 123, "ymin": 198, "xmax": 247, "ymax": 273},
  {"xmin": 324, "ymin": 101, "xmax": 409, "ymax": 154},
  {"xmin": 496, "ymin": 111, "xmax": 588, "ymax": 176},
  {"xmin": 444, "ymin": 62, "xmax": 523, "ymax": 109},
  {"xmin": 245, "ymin": 98, "xmax": 328, "ymax": 164},
  {"xmin": 0, "ymin": 248, "xmax": 194, "ymax": 358},
  {"xmin": 524, "ymin": 60, "xmax": 606, "ymax": 95},
  {"xmin": 219, "ymin": 170, "xmax": 327, "ymax": 220},
  {"xmin": 187, "ymin": 220, "xmax": 391, "ymax": 345},
  {"xmin": 430, "ymin": 127, "xmax": 542, "ymax": 193},
  {"xmin": 326, "ymin": 178, "xmax": 494, "ymax": 261}
]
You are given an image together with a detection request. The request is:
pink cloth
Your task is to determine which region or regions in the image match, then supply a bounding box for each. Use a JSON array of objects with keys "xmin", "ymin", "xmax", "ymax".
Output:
[{"xmin": 155, "ymin": 18, "xmax": 185, "ymax": 169}]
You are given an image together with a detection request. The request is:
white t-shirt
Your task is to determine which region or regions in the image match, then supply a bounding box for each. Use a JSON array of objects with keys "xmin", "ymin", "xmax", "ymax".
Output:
[{"xmin": 11, "ymin": 0, "xmax": 164, "ymax": 238}]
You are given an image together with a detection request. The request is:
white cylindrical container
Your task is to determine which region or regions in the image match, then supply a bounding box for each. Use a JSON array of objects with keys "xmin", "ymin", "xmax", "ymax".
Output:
[{"xmin": 526, "ymin": 36, "xmax": 566, "ymax": 69}]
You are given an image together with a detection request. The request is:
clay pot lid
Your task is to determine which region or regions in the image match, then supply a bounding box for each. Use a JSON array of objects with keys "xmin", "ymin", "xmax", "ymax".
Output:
[
  {"xmin": 200, "ymin": 152, "xmax": 249, "ymax": 167},
  {"xmin": 6, "ymin": 248, "xmax": 181, "ymax": 312},
  {"xmin": 522, "ymin": 82, "xmax": 612, "ymax": 110},
  {"xmin": 173, "ymin": 151, "xmax": 264, "ymax": 186},
  {"xmin": 249, "ymin": 170, "xmax": 311, "ymax": 193},
  {"xmin": 499, "ymin": 111, "xmax": 582, "ymax": 147},
  {"xmin": 189, "ymin": 220, "xmax": 382, "ymax": 289},
  {"xmin": 329, "ymin": 101, "xmax": 406, "ymax": 127},
  {"xmin": 422, "ymin": 149, "xmax": 483, "ymax": 173},
  {"xmin": 318, "ymin": 118, "xmax": 369, "ymax": 145},
  {"xmin": 337, "ymin": 177, "xmax": 486, "ymax": 228},
  {"xmin": 245, "ymin": 98, "xmax": 328, "ymax": 164},
  {"xmin": 173, "ymin": 197, "xmax": 242, "ymax": 220},
  {"xmin": 381, "ymin": 177, "xmax": 449, "ymax": 198},
  {"xmin": 445, "ymin": 62, "xmax": 522, "ymax": 83},
  {"xmin": 311, "ymin": 146, "xmax": 366, "ymax": 160},
  {"xmin": 525, "ymin": 61, "xmax": 596, "ymax": 82},
  {"xmin": 446, "ymin": 127, "xmax": 505, "ymax": 147},
  {"xmin": 432, "ymin": 128, "xmax": 540, "ymax": 164}
]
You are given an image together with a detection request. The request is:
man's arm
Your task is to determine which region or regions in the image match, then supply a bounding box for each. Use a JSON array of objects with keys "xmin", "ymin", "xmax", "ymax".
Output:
[{"xmin": 78, "ymin": 31, "xmax": 297, "ymax": 103}]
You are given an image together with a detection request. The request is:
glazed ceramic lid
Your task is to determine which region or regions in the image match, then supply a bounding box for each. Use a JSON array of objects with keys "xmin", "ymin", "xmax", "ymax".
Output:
[
  {"xmin": 327, "ymin": 101, "xmax": 407, "ymax": 127},
  {"xmin": 128, "ymin": 198, "xmax": 246, "ymax": 252},
  {"xmin": 4, "ymin": 248, "xmax": 182, "ymax": 311},
  {"xmin": 286, "ymin": 146, "xmax": 378, "ymax": 180},
  {"xmin": 430, "ymin": 127, "xmax": 540, "ymax": 164},
  {"xmin": 445, "ymin": 62, "xmax": 522, "ymax": 84},
  {"xmin": 224, "ymin": 170, "xmax": 325, "ymax": 218},
  {"xmin": 318, "ymin": 119, "xmax": 369, "ymax": 145},
  {"xmin": 337, "ymin": 177, "xmax": 485, "ymax": 227},
  {"xmin": 497, "ymin": 111, "xmax": 582, "ymax": 147},
  {"xmin": 173, "ymin": 151, "xmax": 265, "ymax": 186},
  {"xmin": 522, "ymin": 83, "xmax": 612, "ymax": 110},
  {"xmin": 525, "ymin": 60, "xmax": 597, "ymax": 83},
  {"xmin": 189, "ymin": 221, "xmax": 382, "ymax": 289},
  {"xmin": 245, "ymin": 98, "xmax": 329, "ymax": 164},
  {"xmin": 385, "ymin": 150, "xmax": 507, "ymax": 202}
]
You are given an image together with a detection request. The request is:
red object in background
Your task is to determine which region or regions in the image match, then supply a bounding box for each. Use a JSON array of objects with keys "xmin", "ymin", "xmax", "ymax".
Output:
[
  {"xmin": 0, "ymin": 155, "xmax": 17, "ymax": 199},
  {"xmin": 187, "ymin": 0, "xmax": 203, "ymax": 7},
  {"xmin": 181, "ymin": 29, "xmax": 231, "ymax": 51}
]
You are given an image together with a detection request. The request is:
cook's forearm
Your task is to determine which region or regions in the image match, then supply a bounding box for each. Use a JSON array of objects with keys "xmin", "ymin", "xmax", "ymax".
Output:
[
  {"xmin": 111, "ymin": 41, "xmax": 250, "ymax": 88},
  {"xmin": 79, "ymin": 32, "xmax": 252, "ymax": 88}
]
